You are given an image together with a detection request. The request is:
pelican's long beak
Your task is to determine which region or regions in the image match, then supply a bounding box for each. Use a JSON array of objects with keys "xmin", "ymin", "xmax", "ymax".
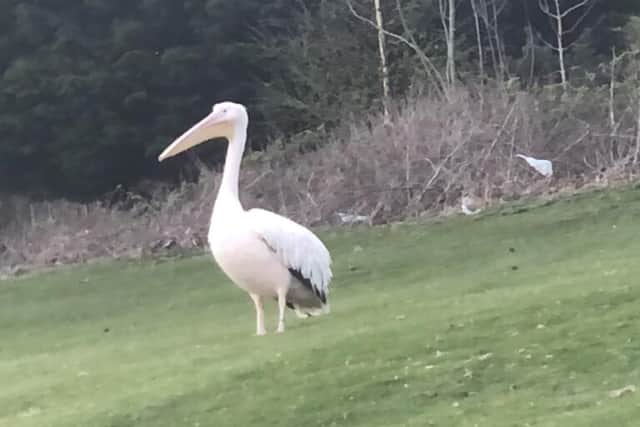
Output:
[{"xmin": 158, "ymin": 112, "xmax": 234, "ymax": 162}]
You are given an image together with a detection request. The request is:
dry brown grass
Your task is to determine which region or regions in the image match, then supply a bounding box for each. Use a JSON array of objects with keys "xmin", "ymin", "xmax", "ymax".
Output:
[{"xmin": 2, "ymin": 83, "xmax": 639, "ymax": 275}]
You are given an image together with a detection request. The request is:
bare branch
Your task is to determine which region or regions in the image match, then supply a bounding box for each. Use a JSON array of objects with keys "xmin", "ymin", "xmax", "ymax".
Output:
[
  {"xmin": 538, "ymin": 0, "xmax": 552, "ymax": 17},
  {"xmin": 560, "ymin": 0, "xmax": 590, "ymax": 18},
  {"xmin": 469, "ymin": 0, "xmax": 485, "ymax": 81},
  {"xmin": 564, "ymin": 1, "xmax": 598, "ymax": 34},
  {"xmin": 475, "ymin": 0, "xmax": 508, "ymax": 79},
  {"xmin": 345, "ymin": 0, "xmax": 446, "ymax": 94},
  {"xmin": 536, "ymin": 0, "xmax": 594, "ymax": 90},
  {"xmin": 393, "ymin": 0, "xmax": 448, "ymax": 95},
  {"xmin": 535, "ymin": 31, "xmax": 560, "ymax": 51},
  {"xmin": 609, "ymin": 48, "xmax": 617, "ymax": 129}
]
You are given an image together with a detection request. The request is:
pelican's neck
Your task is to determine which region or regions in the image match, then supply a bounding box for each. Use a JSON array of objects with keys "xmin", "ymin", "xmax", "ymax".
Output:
[{"xmin": 214, "ymin": 123, "xmax": 247, "ymax": 214}]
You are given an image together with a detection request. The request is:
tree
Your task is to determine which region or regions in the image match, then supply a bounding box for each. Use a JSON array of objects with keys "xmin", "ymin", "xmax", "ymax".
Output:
[
  {"xmin": 438, "ymin": 0, "xmax": 457, "ymax": 88},
  {"xmin": 3, "ymin": 0, "xmax": 640, "ymax": 198},
  {"xmin": 469, "ymin": 0, "xmax": 485, "ymax": 81},
  {"xmin": 374, "ymin": 0, "xmax": 391, "ymax": 119},
  {"xmin": 537, "ymin": 0, "xmax": 595, "ymax": 90}
]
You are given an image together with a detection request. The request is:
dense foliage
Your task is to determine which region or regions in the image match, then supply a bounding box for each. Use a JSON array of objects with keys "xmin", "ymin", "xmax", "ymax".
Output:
[{"xmin": 1, "ymin": 0, "xmax": 640, "ymax": 198}]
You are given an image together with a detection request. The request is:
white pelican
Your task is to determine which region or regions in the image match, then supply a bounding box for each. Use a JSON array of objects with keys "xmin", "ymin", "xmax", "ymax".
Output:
[{"xmin": 158, "ymin": 102, "xmax": 332, "ymax": 335}]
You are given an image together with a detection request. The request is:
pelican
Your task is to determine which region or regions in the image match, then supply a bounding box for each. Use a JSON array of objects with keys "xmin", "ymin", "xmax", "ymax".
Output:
[{"xmin": 158, "ymin": 102, "xmax": 332, "ymax": 335}]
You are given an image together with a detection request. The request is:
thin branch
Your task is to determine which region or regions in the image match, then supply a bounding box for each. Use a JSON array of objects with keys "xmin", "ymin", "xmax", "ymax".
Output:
[
  {"xmin": 469, "ymin": 0, "xmax": 484, "ymax": 81},
  {"xmin": 394, "ymin": 0, "xmax": 447, "ymax": 95},
  {"xmin": 609, "ymin": 47, "xmax": 617, "ymax": 129},
  {"xmin": 535, "ymin": 31, "xmax": 560, "ymax": 51},
  {"xmin": 526, "ymin": 24, "xmax": 536, "ymax": 87},
  {"xmin": 560, "ymin": 0, "xmax": 590, "ymax": 18},
  {"xmin": 538, "ymin": 0, "xmax": 552, "ymax": 17},
  {"xmin": 344, "ymin": 0, "xmax": 446, "ymax": 97},
  {"xmin": 564, "ymin": 0, "xmax": 597, "ymax": 34}
]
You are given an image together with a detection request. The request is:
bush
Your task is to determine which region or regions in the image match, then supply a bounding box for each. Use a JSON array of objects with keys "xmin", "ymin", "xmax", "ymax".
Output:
[{"xmin": 2, "ymin": 79, "xmax": 640, "ymax": 274}]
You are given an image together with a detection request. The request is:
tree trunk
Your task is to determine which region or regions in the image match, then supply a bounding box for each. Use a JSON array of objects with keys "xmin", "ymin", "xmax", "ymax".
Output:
[
  {"xmin": 553, "ymin": 0, "xmax": 567, "ymax": 90},
  {"xmin": 439, "ymin": 0, "xmax": 456, "ymax": 88},
  {"xmin": 374, "ymin": 0, "xmax": 391, "ymax": 119},
  {"xmin": 470, "ymin": 0, "xmax": 484, "ymax": 81},
  {"xmin": 447, "ymin": 0, "xmax": 456, "ymax": 86}
]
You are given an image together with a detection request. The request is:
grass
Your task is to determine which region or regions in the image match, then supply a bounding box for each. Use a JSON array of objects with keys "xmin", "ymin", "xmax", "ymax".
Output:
[{"xmin": 2, "ymin": 187, "xmax": 640, "ymax": 427}]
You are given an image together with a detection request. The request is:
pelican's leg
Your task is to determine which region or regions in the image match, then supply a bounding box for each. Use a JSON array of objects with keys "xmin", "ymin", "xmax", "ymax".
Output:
[
  {"xmin": 276, "ymin": 288, "xmax": 287, "ymax": 333},
  {"xmin": 249, "ymin": 293, "xmax": 266, "ymax": 336}
]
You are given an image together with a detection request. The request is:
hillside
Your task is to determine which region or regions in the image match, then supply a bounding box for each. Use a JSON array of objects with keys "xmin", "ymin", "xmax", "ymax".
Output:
[{"xmin": 1, "ymin": 187, "xmax": 640, "ymax": 426}]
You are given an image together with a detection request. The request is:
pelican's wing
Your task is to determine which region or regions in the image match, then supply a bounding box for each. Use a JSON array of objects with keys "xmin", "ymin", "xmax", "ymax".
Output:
[{"xmin": 246, "ymin": 208, "xmax": 332, "ymax": 302}]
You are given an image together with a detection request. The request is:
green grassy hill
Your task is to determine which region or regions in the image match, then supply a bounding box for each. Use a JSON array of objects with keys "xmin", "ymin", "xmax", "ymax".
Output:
[{"xmin": 2, "ymin": 188, "xmax": 640, "ymax": 427}]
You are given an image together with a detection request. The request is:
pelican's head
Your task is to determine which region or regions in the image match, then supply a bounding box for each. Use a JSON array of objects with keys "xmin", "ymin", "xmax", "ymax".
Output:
[{"xmin": 158, "ymin": 101, "xmax": 248, "ymax": 162}]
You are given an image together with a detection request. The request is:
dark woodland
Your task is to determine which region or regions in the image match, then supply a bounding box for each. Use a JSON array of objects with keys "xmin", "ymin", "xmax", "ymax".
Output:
[{"xmin": 2, "ymin": 0, "xmax": 640, "ymax": 198}]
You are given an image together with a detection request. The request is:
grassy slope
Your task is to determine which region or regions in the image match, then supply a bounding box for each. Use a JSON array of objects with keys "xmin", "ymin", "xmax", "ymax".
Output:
[{"xmin": 2, "ymin": 188, "xmax": 640, "ymax": 427}]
